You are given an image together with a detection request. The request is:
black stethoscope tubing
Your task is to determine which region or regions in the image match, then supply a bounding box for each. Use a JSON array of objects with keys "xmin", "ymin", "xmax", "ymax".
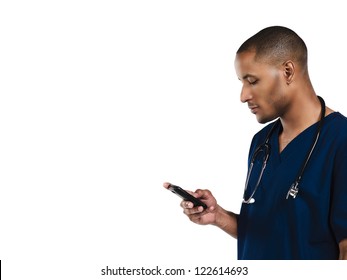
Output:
[{"xmin": 242, "ymin": 96, "xmax": 326, "ymax": 204}]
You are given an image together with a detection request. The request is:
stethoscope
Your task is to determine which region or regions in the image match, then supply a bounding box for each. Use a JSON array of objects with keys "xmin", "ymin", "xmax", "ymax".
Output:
[{"xmin": 243, "ymin": 96, "xmax": 326, "ymax": 204}]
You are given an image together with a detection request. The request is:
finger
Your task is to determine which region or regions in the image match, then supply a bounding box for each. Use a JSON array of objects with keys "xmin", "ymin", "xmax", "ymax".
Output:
[
  {"xmin": 186, "ymin": 204, "xmax": 215, "ymax": 216},
  {"xmin": 180, "ymin": 200, "xmax": 194, "ymax": 209},
  {"xmin": 183, "ymin": 205, "xmax": 205, "ymax": 215},
  {"xmin": 194, "ymin": 189, "xmax": 211, "ymax": 198},
  {"xmin": 186, "ymin": 208, "xmax": 209, "ymax": 223}
]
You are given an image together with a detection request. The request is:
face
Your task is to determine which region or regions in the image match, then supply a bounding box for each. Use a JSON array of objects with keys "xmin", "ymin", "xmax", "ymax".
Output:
[{"xmin": 234, "ymin": 51, "xmax": 289, "ymax": 124}]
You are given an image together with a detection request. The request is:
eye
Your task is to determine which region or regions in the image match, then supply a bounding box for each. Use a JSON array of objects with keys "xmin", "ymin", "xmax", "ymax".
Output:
[{"xmin": 248, "ymin": 79, "xmax": 258, "ymax": 85}]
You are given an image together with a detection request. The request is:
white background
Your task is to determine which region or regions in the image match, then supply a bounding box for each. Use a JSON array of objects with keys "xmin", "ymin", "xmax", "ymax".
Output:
[{"xmin": 1, "ymin": 0, "xmax": 347, "ymax": 279}]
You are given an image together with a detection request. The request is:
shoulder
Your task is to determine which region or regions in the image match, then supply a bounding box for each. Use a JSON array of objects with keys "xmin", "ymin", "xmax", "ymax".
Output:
[
  {"xmin": 324, "ymin": 112, "xmax": 347, "ymax": 139},
  {"xmin": 323, "ymin": 112, "xmax": 347, "ymax": 162},
  {"xmin": 327, "ymin": 111, "xmax": 347, "ymax": 124}
]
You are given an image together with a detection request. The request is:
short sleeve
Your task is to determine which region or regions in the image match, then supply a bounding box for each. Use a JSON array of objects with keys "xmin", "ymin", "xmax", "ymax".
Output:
[{"xmin": 331, "ymin": 137, "xmax": 347, "ymax": 243}]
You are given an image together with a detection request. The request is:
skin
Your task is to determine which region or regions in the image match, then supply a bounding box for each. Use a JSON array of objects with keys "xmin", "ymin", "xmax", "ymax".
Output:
[
  {"xmin": 163, "ymin": 182, "xmax": 238, "ymax": 238},
  {"xmin": 339, "ymin": 239, "xmax": 347, "ymax": 260},
  {"xmin": 164, "ymin": 49, "xmax": 347, "ymax": 259}
]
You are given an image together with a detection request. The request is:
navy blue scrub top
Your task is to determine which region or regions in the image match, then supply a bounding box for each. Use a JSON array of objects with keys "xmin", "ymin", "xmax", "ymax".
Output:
[{"xmin": 238, "ymin": 112, "xmax": 347, "ymax": 260}]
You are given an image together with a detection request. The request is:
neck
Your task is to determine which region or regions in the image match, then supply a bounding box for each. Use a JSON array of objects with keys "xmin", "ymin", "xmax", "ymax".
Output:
[{"xmin": 278, "ymin": 95, "xmax": 325, "ymax": 152}]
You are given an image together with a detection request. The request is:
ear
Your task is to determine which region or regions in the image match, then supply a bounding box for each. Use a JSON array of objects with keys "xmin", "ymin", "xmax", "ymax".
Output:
[{"xmin": 283, "ymin": 60, "xmax": 295, "ymax": 85}]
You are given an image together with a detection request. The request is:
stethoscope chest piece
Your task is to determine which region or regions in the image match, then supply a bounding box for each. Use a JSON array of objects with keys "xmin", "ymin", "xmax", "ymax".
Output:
[{"xmin": 286, "ymin": 182, "xmax": 299, "ymax": 199}]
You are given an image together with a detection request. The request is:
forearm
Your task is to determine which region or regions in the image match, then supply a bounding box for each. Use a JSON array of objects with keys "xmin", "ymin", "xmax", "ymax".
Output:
[
  {"xmin": 339, "ymin": 238, "xmax": 347, "ymax": 260},
  {"xmin": 212, "ymin": 205, "xmax": 238, "ymax": 239}
]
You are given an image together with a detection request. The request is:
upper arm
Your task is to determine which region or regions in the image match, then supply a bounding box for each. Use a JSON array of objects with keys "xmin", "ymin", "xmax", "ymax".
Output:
[{"xmin": 331, "ymin": 135, "xmax": 347, "ymax": 252}]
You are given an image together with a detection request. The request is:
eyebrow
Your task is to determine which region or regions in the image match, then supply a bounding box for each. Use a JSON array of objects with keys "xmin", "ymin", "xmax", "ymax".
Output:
[{"xmin": 238, "ymin": 74, "xmax": 257, "ymax": 81}]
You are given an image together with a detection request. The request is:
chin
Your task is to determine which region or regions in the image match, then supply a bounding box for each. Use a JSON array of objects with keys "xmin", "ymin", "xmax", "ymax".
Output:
[{"xmin": 256, "ymin": 114, "xmax": 276, "ymax": 124}]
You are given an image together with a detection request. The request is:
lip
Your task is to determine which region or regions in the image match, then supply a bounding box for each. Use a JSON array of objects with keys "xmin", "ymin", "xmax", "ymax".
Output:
[{"xmin": 248, "ymin": 105, "xmax": 259, "ymax": 114}]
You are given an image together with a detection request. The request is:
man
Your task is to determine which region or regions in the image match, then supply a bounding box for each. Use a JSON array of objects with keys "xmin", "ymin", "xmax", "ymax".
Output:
[{"xmin": 164, "ymin": 26, "xmax": 347, "ymax": 259}]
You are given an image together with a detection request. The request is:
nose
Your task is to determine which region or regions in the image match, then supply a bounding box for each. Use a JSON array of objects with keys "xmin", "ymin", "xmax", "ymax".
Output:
[{"xmin": 240, "ymin": 85, "xmax": 252, "ymax": 103}]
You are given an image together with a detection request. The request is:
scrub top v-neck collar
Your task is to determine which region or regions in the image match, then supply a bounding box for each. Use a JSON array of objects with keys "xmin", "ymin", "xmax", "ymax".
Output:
[{"xmin": 272, "ymin": 118, "xmax": 325, "ymax": 164}]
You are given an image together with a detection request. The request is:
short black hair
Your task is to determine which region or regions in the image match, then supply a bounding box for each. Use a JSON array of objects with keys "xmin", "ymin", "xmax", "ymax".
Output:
[{"xmin": 237, "ymin": 26, "xmax": 308, "ymax": 68}]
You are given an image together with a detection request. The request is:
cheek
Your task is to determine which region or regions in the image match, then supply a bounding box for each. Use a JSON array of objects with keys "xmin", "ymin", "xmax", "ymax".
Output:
[
  {"xmin": 268, "ymin": 88, "xmax": 288, "ymax": 116},
  {"xmin": 259, "ymin": 77, "xmax": 286, "ymax": 119},
  {"xmin": 265, "ymin": 76, "xmax": 285, "ymax": 103}
]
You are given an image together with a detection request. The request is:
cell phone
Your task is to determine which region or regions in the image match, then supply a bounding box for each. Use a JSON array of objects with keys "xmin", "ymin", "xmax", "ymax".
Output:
[{"xmin": 167, "ymin": 184, "xmax": 207, "ymax": 209}]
